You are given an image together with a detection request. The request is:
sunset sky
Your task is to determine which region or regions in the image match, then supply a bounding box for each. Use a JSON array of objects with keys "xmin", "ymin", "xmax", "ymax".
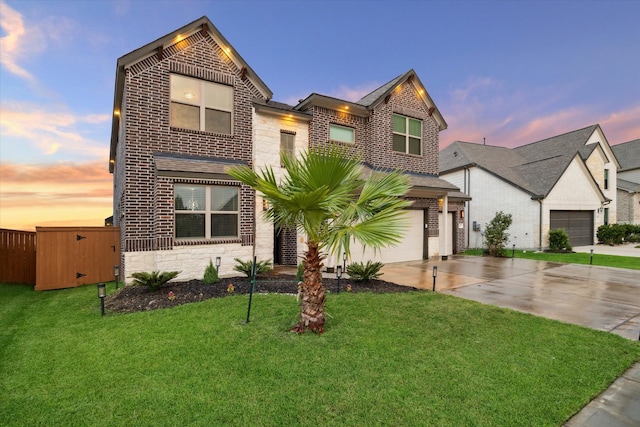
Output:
[{"xmin": 1, "ymin": 0, "xmax": 639, "ymax": 231}]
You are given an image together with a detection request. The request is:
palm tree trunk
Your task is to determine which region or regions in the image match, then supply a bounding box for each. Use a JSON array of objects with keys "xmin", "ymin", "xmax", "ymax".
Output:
[{"xmin": 291, "ymin": 241, "xmax": 326, "ymax": 334}]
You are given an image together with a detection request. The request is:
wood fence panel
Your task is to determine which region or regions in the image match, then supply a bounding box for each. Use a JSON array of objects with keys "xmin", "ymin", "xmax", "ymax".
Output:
[
  {"xmin": 35, "ymin": 227, "xmax": 120, "ymax": 291},
  {"xmin": 0, "ymin": 229, "xmax": 36, "ymax": 284}
]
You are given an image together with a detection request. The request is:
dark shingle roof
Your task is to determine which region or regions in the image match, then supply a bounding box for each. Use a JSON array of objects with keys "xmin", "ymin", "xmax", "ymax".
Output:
[
  {"xmin": 440, "ymin": 125, "xmax": 607, "ymax": 198},
  {"xmin": 618, "ymin": 178, "xmax": 640, "ymax": 193},
  {"xmin": 611, "ymin": 139, "xmax": 640, "ymax": 171},
  {"xmin": 356, "ymin": 73, "xmax": 405, "ymax": 107}
]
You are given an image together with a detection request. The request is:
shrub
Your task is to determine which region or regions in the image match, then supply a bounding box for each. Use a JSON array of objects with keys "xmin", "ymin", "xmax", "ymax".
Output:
[
  {"xmin": 131, "ymin": 271, "xmax": 180, "ymax": 291},
  {"xmin": 596, "ymin": 223, "xmax": 640, "ymax": 245},
  {"xmin": 233, "ymin": 258, "xmax": 272, "ymax": 277},
  {"xmin": 484, "ymin": 211, "xmax": 513, "ymax": 257},
  {"xmin": 548, "ymin": 228, "xmax": 572, "ymax": 252},
  {"xmin": 346, "ymin": 261, "xmax": 384, "ymax": 282},
  {"xmin": 295, "ymin": 262, "xmax": 304, "ymax": 282},
  {"xmin": 203, "ymin": 259, "xmax": 219, "ymax": 284}
]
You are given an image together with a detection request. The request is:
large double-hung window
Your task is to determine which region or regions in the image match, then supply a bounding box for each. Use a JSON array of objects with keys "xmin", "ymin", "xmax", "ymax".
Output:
[
  {"xmin": 170, "ymin": 74, "xmax": 233, "ymax": 134},
  {"xmin": 174, "ymin": 184, "xmax": 239, "ymax": 239},
  {"xmin": 392, "ymin": 114, "xmax": 421, "ymax": 155}
]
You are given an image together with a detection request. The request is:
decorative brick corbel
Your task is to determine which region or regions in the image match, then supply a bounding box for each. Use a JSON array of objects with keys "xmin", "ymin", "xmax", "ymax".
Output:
[
  {"xmin": 428, "ymin": 106, "xmax": 435, "ymax": 116},
  {"xmin": 157, "ymin": 45, "xmax": 163, "ymax": 61},
  {"xmin": 240, "ymin": 66, "xmax": 247, "ymax": 80}
]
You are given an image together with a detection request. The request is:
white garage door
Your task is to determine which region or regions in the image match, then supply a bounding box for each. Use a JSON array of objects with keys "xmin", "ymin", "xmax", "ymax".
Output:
[{"xmin": 346, "ymin": 210, "xmax": 423, "ymax": 265}]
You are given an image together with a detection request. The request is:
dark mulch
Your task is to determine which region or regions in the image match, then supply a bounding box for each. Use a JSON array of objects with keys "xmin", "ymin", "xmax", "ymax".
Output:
[{"xmin": 105, "ymin": 274, "xmax": 419, "ymax": 314}]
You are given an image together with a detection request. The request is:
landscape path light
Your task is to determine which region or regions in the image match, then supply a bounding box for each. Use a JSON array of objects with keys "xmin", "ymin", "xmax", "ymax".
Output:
[
  {"xmin": 114, "ymin": 265, "xmax": 120, "ymax": 289},
  {"xmin": 97, "ymin": 283, "xmax": 106, "ymax": 316},
  {"xmin": 215, "ymin": 256, "xmax": 221, "ymax": 273},
  {"xmin": 336, "ymin": 265, "xmax": 343, "ymax": 294},
  {"xmin": 432, "ymin": 266, "xmax": 438, "ymax": 292}
]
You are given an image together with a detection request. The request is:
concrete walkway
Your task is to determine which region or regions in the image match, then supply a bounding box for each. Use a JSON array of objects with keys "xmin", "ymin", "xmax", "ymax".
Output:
[{"xmin": 378, "ymin": 253, "xmax": 640, "ymax": 426}]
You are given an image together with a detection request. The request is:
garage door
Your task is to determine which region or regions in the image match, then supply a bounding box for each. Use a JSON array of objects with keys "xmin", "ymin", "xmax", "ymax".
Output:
[
  {"xmin": 550, "ymin": 210, "xmax": 594, "ymax": 246},
  {"xmin": 347, "ymin": 210, "xmax": 424, "ymax": 264}
]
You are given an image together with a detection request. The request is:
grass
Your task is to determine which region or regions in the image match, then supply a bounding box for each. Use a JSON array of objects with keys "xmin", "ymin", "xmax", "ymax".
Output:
[
  {"xmin": 1, "ymin": 282, "xmax": 639, "ymax": 426},
  {"xmin": 463, "ymin": 248, "xmax": 640, "ymax": 270}
]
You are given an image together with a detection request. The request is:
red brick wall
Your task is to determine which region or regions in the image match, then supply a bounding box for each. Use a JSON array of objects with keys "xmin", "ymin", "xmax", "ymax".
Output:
[{"xmin": 119, "ymin": 31, "xmax": 264, "ymax": 255}]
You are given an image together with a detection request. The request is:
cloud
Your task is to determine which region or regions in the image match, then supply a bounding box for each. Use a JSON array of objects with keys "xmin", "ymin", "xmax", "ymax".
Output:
[
  {"xmin": 0, "ymin": 160, "xmax": 113, "ymax": 231},
  {"xmin": 0, "ymin": 100, "xmax": 109, "ymax": 159},
  {"xmin": 440, "ymin": 77, "xmax": 640, "ymax": 148},
  {"xmin": 0, "ymin": 0, "xmax": 42, "ymax": 80}
]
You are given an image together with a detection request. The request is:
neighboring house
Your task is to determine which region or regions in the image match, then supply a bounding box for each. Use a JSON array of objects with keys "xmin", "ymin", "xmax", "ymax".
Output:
[
  {"xmin": 612, "ymin": 139, "xmax": 640, "ymax": 224},
  {"xmin": 440, "ymin": 125, "xmax": 619, "ymax": 249},
  {"xmin": 109, "ymin": 17, "xmax": 466, "ymax": 281}
]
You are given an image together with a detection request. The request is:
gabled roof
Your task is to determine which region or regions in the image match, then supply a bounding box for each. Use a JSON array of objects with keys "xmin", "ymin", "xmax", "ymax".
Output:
[
  {"xmin": 109, "ymin": 16, "xmax": 272, "ymax": 172},
  {"xmin": 618, "ymin": 178, "xmax": 640, "ymax": 193},
  {"xmin": 294, "ymin": 69, "xmax": 447, "ymax": 131},
  {"xmin": 440, "ymin": 125, "xmax": 611, "ymax": 200},
  {"xmin": 611, "ymin": 139, "xmax": 640, "ymax": 172}
]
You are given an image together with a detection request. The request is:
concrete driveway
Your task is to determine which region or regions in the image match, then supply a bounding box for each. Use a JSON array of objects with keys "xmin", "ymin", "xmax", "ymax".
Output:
[{"xmin": 380, "ymin": 255, "xmax": 640, "ymax": 340}]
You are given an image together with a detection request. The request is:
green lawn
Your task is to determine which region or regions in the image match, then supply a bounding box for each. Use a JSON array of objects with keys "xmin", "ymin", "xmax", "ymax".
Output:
[
  {"xmin": 1, "ymin": 282, "xmax": 638, "ymax": 426},
  {"xmin": 464, "ymin": 248, "xmax": 640, "ymax": 270}
]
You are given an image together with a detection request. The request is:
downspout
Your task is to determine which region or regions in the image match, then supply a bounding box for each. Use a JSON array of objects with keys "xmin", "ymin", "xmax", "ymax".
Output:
[
  {"xmin": 465, "ymin": 167, "xmax": 470, "ymax": 249},
  {"xmin": 537, "ymin": 198, "xmax": 543, "ymax": 251}
]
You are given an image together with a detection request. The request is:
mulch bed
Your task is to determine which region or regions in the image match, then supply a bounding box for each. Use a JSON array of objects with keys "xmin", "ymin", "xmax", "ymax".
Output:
[{"xmin": 105, "ymin": 274, "xmax": 419, "ymax": 314}]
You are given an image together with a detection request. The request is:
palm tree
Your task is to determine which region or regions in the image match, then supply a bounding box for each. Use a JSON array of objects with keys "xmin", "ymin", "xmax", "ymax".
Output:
[{"xmin": 227, "ymin": 146, "xmax": 411, "ymax": 333}]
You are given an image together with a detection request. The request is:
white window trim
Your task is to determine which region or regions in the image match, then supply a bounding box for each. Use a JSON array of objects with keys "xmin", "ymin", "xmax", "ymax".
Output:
[
  {"xmin": 174, "ymin": 184, "xmax": 239, "ymax": 240},
  {"xmin": 393, "ymin": 114, "xmax": 422, "ymax": 155},
  {"xmin": 170, "ymin": 74, "xmax": 233, "ymax": 134},
  {"xmin": 329, "ymin": 123, "xmax": 355, "ymax": 144}
]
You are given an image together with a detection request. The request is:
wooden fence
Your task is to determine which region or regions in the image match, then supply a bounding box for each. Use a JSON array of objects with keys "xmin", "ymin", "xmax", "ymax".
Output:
[
  {"xmin": 35, "ymin": 227, "xmax": 120, "ymax": 291},
  {"xmin": 0, "ymin": 229, "xmax": 37, "ymax": 284}
]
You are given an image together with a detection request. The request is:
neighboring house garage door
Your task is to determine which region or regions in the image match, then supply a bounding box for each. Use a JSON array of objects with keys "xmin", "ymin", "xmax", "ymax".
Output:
[
  {"xmin": 348, "ymin": 210, "xmax": 423, "ymax": 264},
  {"xmin": 550, "ymin": 210, "xmax": 594, "ymax": 246}
]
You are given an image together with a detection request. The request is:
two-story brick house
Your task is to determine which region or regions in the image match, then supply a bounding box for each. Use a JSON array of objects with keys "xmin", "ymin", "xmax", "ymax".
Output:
[{"xmin": 109, "ymin": 17, "xmax": 466, "ymax": 281}]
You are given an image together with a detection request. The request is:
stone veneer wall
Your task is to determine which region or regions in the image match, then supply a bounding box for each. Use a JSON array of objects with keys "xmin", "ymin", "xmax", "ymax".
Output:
[{"xmin": 117, "ymin": 31, "xmax": 266, "ymax": 280}]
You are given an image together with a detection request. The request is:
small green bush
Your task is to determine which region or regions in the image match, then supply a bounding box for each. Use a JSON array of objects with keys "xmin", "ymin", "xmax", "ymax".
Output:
[
  {"xmin": 597, "ymin": 223, "xmax": 640, "ymax": 245},
  {"xmin": 131, "ymin": 271, "xmax": 180, "ymax": 290},
  {"xmin": 346, "ymin": 261, "xmax": 384, "ymax": 282},
  {"xmin": 548, "ymin": 228, "xmax": 572, "ymax": 252},
  {"xmin": 484, "ymin": 211, "xmax": 513, "ymax": 257},
  {"xmin": 203, "ymin": 259, "xmax": 219, "ymax": 284},
  {"xmin": 295, "ymin": 262, "xmax": 304, "ymax": 282},
  {"xmin": 233, "ymin": 258, "xmax": 272, "ymax": 277}
]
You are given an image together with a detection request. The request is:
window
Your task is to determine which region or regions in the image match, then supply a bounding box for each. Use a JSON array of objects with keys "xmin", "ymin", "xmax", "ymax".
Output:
[
  {"xmin": 604, "ymin": 207, "xmax": 609, "ymax": 225},
  {"xmin": 174, "ymin": 184, "xmax": 239, "ymax": 239},
  {"xmin": 392, "ymin": 114, "xmax": 421, "ymax": 155},
  {"xmin": 280, "ymin": 131, "xmax": 295, "ymax": 162},
  {"xmin": 329, "ymin": 124, "xmax": 355, "ymax": 143},
  {"xmin": 170, "ymin": 74, "xmax": 233, "ymax": 134},
  {"xmin": 604, "ymin": 169, "xmax": 609, "ymax": 190}
]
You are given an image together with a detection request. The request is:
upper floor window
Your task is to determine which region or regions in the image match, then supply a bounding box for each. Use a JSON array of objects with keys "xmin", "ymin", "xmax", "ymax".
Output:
[
  {"xmin": 329, "ymin": 124, "xmax": 355, "ymax": 144},
  {"xmin": 604, "ymin": 169, "xmax": 609, "ymax": 190},
  {"xmin": 280, "ymin": 131, "xmax": 295, "ymax": 162},
  {"xmin": 604, "ymin": 207, "xmax": 609, "ymax": 225},
  {"xmin": 393, "ymin": 114, "xmax": 421, "ymax": 155},
  {"xmin": 170, "ymin": 74, "xmax": 233, "ymax": 134},
  {"xmin": 174, "ymin": 184, "xmax": 239, "ymax": 239}
]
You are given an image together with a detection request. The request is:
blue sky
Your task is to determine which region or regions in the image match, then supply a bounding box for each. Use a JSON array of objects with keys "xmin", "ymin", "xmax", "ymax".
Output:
[{"xmin": 1, "ymin": 0, "xmax": 639, "ymax": 230}]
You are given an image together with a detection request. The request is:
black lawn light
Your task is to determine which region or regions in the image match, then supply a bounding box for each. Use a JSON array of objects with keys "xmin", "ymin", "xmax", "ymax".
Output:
[
  {"xmin": 342, "ymin": 252, "xmax": 347, "ymax": 273},
  {"xmin": 215, "ymin": 256, "xmax": 221, "ymax": 273},
  {"xmin": 590, "ymin": 249, "xmax": 594, "ymax": 265},
  {"xmin": 246, "ymin": 256, "xmax": 257, "ymax": 323},
  {"xmin": 114, "ymin": 265, "xmax": 120, "ymax": 289},
  {"xmin": 512, "ymin": 244, "xmax": 515, "ymax": 258},
  {"xmin": 97, "ymin": 282, "xmax": 106, "ymax": 316},
  {"xmin": 336, "ymin": 265, "xmax": 343, "ymax": 294},
  {"xmin": 432, "ymin": 266, "xmax": 438, "ymax": 292}
]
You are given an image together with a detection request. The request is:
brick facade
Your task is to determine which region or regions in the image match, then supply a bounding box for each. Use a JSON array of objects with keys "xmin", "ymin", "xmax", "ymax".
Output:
[
  {"xmin": 113, "ymin": 30, "xmax": 266, "ymax": 278},
  {"xmin": 111, "ymin": 18, "xmax": 466, "ymax": 279}
]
